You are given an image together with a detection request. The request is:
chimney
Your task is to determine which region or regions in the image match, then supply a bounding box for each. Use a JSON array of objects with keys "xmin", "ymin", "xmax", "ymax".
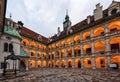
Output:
[
  {"xmin": 57, "ymin": 27, "xmax": 61, "ymax": 36},
  {"xmin": 94, "ymin": 3, "xmax": 103, "ymax": 21},
  {"xmin": 87, "ymin": 15, "xmax": 91, "ymax": 24}
]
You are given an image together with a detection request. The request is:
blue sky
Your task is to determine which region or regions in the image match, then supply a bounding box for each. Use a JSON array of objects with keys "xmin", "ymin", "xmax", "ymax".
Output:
[{"xmin": 6, "ymin": 0, "xmax": 115, "ymax": 37}]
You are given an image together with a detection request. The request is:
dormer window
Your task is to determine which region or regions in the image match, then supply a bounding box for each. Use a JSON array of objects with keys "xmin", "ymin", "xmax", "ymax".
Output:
[
  {"xmin": 111, "ymin": 9, "xmax": 117, "ymax": 15},
  {"xmin": 38, "ymin": 35, "xmax": 42, "ymax": 41}
]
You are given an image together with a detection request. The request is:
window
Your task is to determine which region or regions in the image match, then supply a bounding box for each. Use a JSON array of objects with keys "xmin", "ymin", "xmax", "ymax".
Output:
[
  {"xmin": 88, "ymin": 60, "xmax": 91, "ymax": 64},
  {"xmin": 31, "ymin": 52, "xmax": 34, "ymax": 56},
  {"xmin": 86, "ymin": 48, "xmax": 91, "ymax": 54},
  {"xmin": 9, "ymin": 43, "xmax": 13, "ymax": 52},
  {"xmin": 1, "ymin": 62, "xmax": 7, "ymax": 69},
  {"xmin": 4, "ymin": 43, "xmax": 8, "ymax": 52},
  {"xmin": 111, "ymin": 9, "xmax": 117, "ymax": 15},
  {"xmin": 111, "ymin": 43, "xmax": 119, "ymax": 52},
  {"xmin": 100, "ymin": 59, "xmax": 105, "ymax": 64}
]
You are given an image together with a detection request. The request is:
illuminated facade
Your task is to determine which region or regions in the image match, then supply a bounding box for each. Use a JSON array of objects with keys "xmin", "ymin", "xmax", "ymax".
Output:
[
  {"xmin": 1, "ymin": 1, "xmax": 120, "ymax": 71},
  {"xmin": 19, "ymin": 1, "xmax": 120, "ymax": 70}
]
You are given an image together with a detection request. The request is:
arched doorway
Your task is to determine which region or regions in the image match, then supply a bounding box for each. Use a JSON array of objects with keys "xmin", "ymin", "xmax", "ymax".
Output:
[
  {"xmin": 96, "ymin": 57, "xmax": 107, "ymax": 69},
  {"xmin": 84, "ymin": 58, "xmax": 92, "ymax": 69},
  {"xmin": 20, "ymin": 60, "xmax": 26, "ymax": 72},
  {"xmin": 61, "ymin": 60, "xmax": 66, "ymax": 68},
  {"xmin": 68, "ymin": 59, "xmax": 72, "ymax": 68},
  {"xmin": 110, "ymin": 37, "xmax": 120, "ymax": 52},
  {"xmin": 111, "ymin": 56, "xmax": 120, "ymax": 69},
  {"xmin": 75, "ymin": 58, "xmax": 81, "ymax": 68}
]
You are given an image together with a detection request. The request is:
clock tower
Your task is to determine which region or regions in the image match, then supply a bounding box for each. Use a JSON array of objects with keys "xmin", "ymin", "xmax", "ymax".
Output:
[{"xmin": 63, "ymin": 11, "xmax": 72, "ymax": 31}]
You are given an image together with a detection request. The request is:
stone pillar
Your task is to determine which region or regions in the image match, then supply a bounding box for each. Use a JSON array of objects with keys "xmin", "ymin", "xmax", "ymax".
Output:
[
  {"xmin": 106, "ymin": 39, "xmax": 110, "ymax": 52},
  {"xmin": 91, "ymin": 42, "xmax": 94, "ymax": 54},
  {"xmin": 104, "ymin": 24, "xmax": 108, "ymax": 36},
  {"xmin": 72, "ymin": 47, "xmax": 74, "ymax": 58},
  {"xmin": 65, "ymin": 60, "xmax": 68, "ymax": 68},
  {"xmin": 92, "ymin": 57, "xmax": 96, "ymax": 69},
  {"xmin": 36, "ymin": 60, "xmax": 38, "ymax": 68},
  {"xmin": 59, "ymin": 61, "xmax": 61, "ymax": 68},
  {"xmin": 65, "ymin": 49, "xmax": 67, "ymax": 57},
  {"xmin": 107, "ymin": 56, "xmax": 111, "ymax": 68},
  {"xmin": 81, "ymin": 58, "xmax": 84, "ymax": 69},
  {"xmin": 72, "ymin": 59, "xmax": 75, "ymax": 68},
  {"xmin": 81, "ymin": 45, "xmax": 83, "ymax": 55},
  {"xmin": 59, "ymin": 50, "xmax": 61, "ymax": 59},
  {"xmin": 26, "ymin": 60, "xmax": 29, "ymax": 70},
  {"xmin": 71, "ymin": 36, "xmax": 74, "ymax": 45},
  {"xmin": 90, "ymin": 29, "xmax": 94, "ymax": 37}
]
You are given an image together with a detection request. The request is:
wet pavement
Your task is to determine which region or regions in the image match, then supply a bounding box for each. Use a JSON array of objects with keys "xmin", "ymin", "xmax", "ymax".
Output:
[{"xmin": 0, "ymin": 68, "xmax": 120, "ymax": 82}]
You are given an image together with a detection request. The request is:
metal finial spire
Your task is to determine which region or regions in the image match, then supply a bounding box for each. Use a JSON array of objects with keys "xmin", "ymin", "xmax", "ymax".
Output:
[
  {"xmin": 10, "ymin": 13, "xmax": 12, "ymax": 18},
  {"xmin": 66, "ymin": 9, "xmax": 68, "ymax": 15}
]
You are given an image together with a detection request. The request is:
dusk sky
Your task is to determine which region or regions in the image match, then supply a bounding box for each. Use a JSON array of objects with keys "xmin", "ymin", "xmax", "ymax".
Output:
[{"xmin": 6, "ymin": 0, "xmax": 117, "ymax": 37}]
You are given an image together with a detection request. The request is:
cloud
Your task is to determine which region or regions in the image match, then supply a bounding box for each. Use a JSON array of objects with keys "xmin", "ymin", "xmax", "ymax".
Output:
[{"xmin": 6, "ymin": 0, "xmax": 112, "ymax": 37}]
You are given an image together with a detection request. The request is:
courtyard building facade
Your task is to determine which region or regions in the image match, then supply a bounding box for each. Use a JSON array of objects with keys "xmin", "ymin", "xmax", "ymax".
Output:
[{"xmin": 0, "ymin": 0, "xmax": 120, "ymax": 72}]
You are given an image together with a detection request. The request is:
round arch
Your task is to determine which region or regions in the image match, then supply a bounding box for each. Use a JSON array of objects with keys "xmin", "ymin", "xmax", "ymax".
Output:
[
  {"xmin": 48, "ymin": 61, "xmax": 52, "ymax": 67},
  {"xmin": 74, "ymin": 46, "xmax": 81, "ymax": 56},
  {"xmin": 74, "ymin": 35, "xmax": 80, "ymax": 43},
  {"xmin": 61, "ymin": 49, "xmax": 65, "ymax": 57},
  {"xmin": 82, "ymin": 31, "xmax": 91, "ymax": 40},
  {"xmin": 110, "ymin": 37, "xmax": 120, "ymax": 52},
  {"xmin": 67, "ymin": 59, "xmax": 73, "ymax": 68},
  {"xmin": 94, "ymin": 41, "xmax": 106, "ymax": 53},
  {"xmin": 83, "ymin": 44, "xmax": 91, "ymax": 54},
  {"xmin": 111, "ymin": 56, "xmax": 120, "ymax": 69},
  {"xmin": 61, "ymin": 40, "xmax": 65, "ymax": 47},
  {"xmin": 23, "ymin": 39, "xmax": 29, "ymax": 46},
  {"xmin": 96, "ymin": 57, "xmax": 107, "ymax": 69},
  {"xmin": 94, "ymin": 27, "xmax": 104, "ymax": 37},
  {"xmin": 43, "ymin": 61, "xmax": 46, "ymax": 67},
  {"xmin": 67, "ymin": 38, "xmax": 72, "ymax": 45},
  {"xmin": 31, "ymin": 41, "xmax": 36, "ymax": 47},
  {"xmin": 108, "ymin": 21, "xmax": 120, "ymax": 32},
  {"xmin": 30, "ymin": 60, "xmax": 36, "ymax": 68},
  {"xmin": 67, "ymin": 48, "xmax": 72, "ymax": 57},
  {"xmin": 84, "ymin": 58, "xmax": 92, "ymax": 69},
  {"xmin": 55, "ymin": 60, "xmax": 60, "ymax": 67},
  {"xmin": 61, "ymin": 60, "xmax": 66, "ymax": 68},
  {"xmin": 37, "ymin": 60, "xmax": 42, "ymax": 68},
  {"xmin": 75, "ymin": 58, "xmax": 81, "ymax": 68}
]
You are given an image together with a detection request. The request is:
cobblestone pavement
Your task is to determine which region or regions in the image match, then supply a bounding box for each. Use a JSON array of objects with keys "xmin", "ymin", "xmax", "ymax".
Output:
[{"xmin": 0, "ymin": 68, "xmax": 120, "ymax": 82}]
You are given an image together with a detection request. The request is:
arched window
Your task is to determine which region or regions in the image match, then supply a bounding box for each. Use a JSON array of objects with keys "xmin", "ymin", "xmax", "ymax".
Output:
[
  {"xmin": 9, "ymin": 43, "xmax": 13, "ymax": 52},
  {"xmin": 4, "ymin": 43, "xmax": 8, "ymax": 52},
  {"xmin": 111, "ymin": 9, "xmax": 117, "ymax": 15}
]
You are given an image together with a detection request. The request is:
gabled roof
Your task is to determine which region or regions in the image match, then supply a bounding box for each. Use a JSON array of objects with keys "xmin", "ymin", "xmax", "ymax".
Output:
[
  {"xmin": 108, "ymin": 0, "xmax": 120, "ymax": 8},
  {"xmin": 20, "ymin": 26, "xmax": 49, "ymax": 44},
  {"xmin": 4, "ymin": 25, "xmax": 21, "ymax": 38}
]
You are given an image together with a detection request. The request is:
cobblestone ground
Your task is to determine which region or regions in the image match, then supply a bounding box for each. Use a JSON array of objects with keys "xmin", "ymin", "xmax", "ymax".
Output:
[{"xmin": 0, "ymin": 68, "xmax": 120, "ymax": 82}]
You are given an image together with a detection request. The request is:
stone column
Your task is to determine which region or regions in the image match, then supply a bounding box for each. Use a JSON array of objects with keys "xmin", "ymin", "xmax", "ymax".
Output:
[
  {"xmin": 36, "ymin": 60, "xmax": 38, "ymax": 68},
  {"xmin": 65, "ymin": 49, "xmax": 67, "ymax": 58},
  {"xmin": 106, "ymin": 39, "xmax": 110, "ymax": 52},
  {"xmin": 107, "ymin": 56, "xmax": 111, "ymax": 68},
  {"xmin": 59, "ymin": 50, "xmax": 61, "ymax": 59},
  {"xmin": 90, "ymin": 29, "xmax": 94, "ymax": 38},
  {"xmin": 91, "ymin": 42, "xmax": 94, "ymax": 54},
  {"xmin": 80, "ymin": 45, "xmax": 83, "ymax": 55},
  {"xmin": 104, "ymin": 24, "xmax": 108, "ymax": 36},
  {"xmin": 81, "ymin": 58, "xmax": 84, "ymax": 69},
  {"xmin": 92, "ymin": 57, "xmax": 96, "ymax": 69},
  {"xmin": 65, "ymin": 60, "xmax": 68, "ymax": 68},
  {"xmin": 72, "ymin": 59, "xmax": 75, "ymax": 68},
  {"xmin": 71, "ymin": 36, "xmax": 74, "ymax": 45},
  {"xmin": 26, "ymin": 60, "xmax": 29, "ymax": 70},
  {"xmin": 72, "ymin": 47, "xmax": 74, "ymax": 58}
]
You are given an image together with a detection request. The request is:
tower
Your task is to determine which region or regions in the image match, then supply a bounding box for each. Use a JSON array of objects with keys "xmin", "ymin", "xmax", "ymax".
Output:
[{"xmin": 63, "ymin": 11, "xmax": 72, "ymax": 31}]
